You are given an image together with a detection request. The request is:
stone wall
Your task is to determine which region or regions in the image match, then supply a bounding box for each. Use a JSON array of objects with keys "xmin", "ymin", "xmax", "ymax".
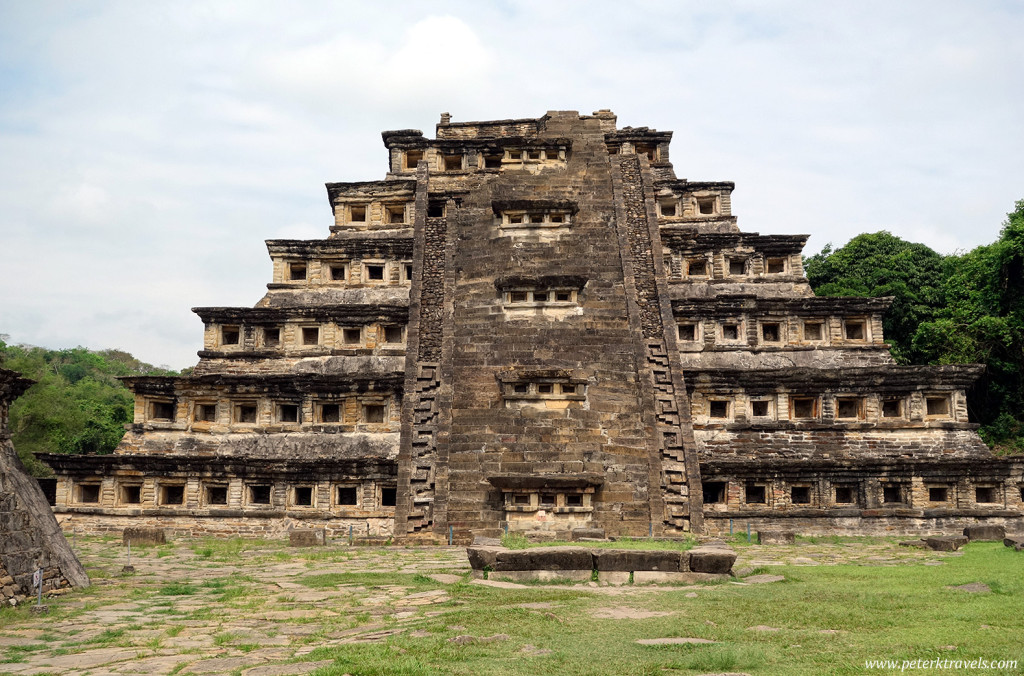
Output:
[{"xmin": 53, "ymin": 513, "xmax": 394, "ymax": 539}]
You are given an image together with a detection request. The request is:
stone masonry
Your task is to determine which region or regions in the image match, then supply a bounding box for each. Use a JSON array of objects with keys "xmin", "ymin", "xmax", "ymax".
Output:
[{"xmin": 42, "ymin": 111, "xmax": 1023, "ymax": 540}]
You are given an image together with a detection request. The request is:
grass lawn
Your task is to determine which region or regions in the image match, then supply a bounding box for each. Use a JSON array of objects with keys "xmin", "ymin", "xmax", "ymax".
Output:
[{"xmin": 308, "ymin": 542, "xmax": 1022, "ymax": 675}]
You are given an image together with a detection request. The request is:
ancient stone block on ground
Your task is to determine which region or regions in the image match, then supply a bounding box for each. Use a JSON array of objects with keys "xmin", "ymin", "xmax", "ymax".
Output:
[
  {"xmin": 492, "ymin": 546, "xmax": 594, "ymax": 572},
  {"xmin": 122, "ymin": 527, "xmax": 166, "ymax": 546},
  {"xmin": 1003, "ymin": 536, "xmax": 1024, "ymax": 551},
  {"xmin": 963, "ymin": 525, "xmax": 1005, "ymax": 541},
  {"xmin": 592, "ymin": 549, "xmax": 683, "ymax": 572},
  {"xmin": 687, "ymin": 546, "xmax": 737, "ymax": 574},
  {"xmin": 288, "ymin": 529, "xmax": 325, "ymax": 547},
  {"xmin": 923, "ymin": 536, "xmax": 968, "ymax": 551},
  {"xmin": 466, "ymin": 546, "xmax": 502, "ymax": 570}
]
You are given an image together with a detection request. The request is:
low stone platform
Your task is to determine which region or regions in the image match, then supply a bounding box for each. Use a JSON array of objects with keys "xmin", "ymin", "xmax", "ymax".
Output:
[{"xmin": 466, "ymin": 544, "xmax": 736, "ymax": 585}]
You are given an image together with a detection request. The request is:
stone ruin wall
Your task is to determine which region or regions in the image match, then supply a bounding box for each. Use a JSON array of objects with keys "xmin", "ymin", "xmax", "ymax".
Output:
[{"xmin": 36, "ymin": 110, "xmax": 1024, "ymax": 541}]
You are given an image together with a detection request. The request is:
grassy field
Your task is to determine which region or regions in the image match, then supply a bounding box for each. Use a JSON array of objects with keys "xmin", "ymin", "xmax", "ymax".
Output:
[
  {"xmin": 307, "ymin": 543, "xmax": 1023, "ymax": 675},
  {"xmin": 0, "ymin": 536, "xmax": 1020, "ymax": 675}
]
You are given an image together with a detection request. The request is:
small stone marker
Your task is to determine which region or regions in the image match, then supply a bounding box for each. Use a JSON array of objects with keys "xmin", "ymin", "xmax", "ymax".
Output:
[{"xmin": 636, "ymin": 637, "xmax": 717, "ymax": 645}]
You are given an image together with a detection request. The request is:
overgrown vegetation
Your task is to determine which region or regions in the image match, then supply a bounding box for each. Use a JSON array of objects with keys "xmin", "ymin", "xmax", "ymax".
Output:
[
  {"xmin": 0, "ymin": 339, "xmax": 178, "ymax": 475},
  {"xmin": 805, "ymin": 199, "xmax": 1024, "ymax": 454}
]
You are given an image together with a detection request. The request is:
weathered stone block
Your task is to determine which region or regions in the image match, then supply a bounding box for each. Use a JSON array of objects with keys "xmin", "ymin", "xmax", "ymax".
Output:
[
  {"xmin": 757, "ymin": 531, "xmax": 795, "ymax": 545},
  {"xmin": 596, "ymin": 571, "xmax": 631, "ymax": 585},
  {"xmin": 688, "ymin": 546, "xmax": 736, "ymax": 574},
  {"xmin": 571, "ymin": 528, "xmax": 606, "ymax": 541},
  {"xmin": 490, "ymin": 569, "xmax": 593, "ymax": 583},
  {"xmin": 122, "ymin": 527, "xmax": 166, "ymax": 546},
  {"xmin": 923, "ymin": 536, "xmax": 968, "ymax": 551},
  {"xmin": 963, "ymin": 525, "xmax": 1005, "ymax": 541},
  {"xmin": 466, "ymin": 546, "xmax": 502, "ymax": 570},
  {"xmin": 492, "ymin": 546, "xmax": 594, "ymax": 572},
  {"xmin": 1003, "ymin": 536, "xmax": 1024, "ymax": 551},
  {"xmin": 633, "ymin": 571, "xmax": 727, "ymax": 584},
  {"xmin": 593, "ymin": 549, "xmax": 682, "ymax": 572},
  {"xmin": 289, "ymin": 529, "xmax": 325, "ymax": 547}
]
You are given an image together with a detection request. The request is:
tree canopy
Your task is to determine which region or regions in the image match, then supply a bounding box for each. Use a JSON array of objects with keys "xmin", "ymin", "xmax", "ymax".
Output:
[
  {"xmin": 804, "ymin": 231, "xmax": 946, "ymax": 364},
  {"xmin": 806, "ymin": 200, "xmax": 1024, "ymax": 454},
  {"xmin": 0, "ymin": 340, "xmax": 178, "ymax": 475}
]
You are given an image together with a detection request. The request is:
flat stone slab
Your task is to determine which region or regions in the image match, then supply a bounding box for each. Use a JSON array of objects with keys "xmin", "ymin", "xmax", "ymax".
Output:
[
  {"xmin": 448, "ymin": 633, "xmax": 509, "ymax": 645},
  {"xmin": 899, "ymin": 540, "xmax": 927, "ymax": 548},
  {"xmin": 37, "ymin": 648, "xmax": 140, "ymax": 670},
  {"xmin": 747, "ymin": 625, "xmax": 781, "ymax": 632},
  {"xmin": 241, "ymin": 662, "xmax": 334, "ymax": 676},
  {"xmin": 591, "ymin": 606, "xmax": 675, "ymax": 619},
  {"xmin": 924, "ymin": 536, "xmax": 968, "ymax": 551},
  {"xmin": 489, "ymin": 569, "xmax": 593, "ymax": 583},
  {"xmin": 427, "ymin": 573, "xmax": 462, "ymax": 584},
  {"xmin": 469, "ymin": 578, "xmax": 528, "ymax": 589},
  {"xmin": 743, "ymin": 574, "xmax": 785, "ymax": 584},
  {"xmin": 636, "ymin": 637, "xmax": 717, "ymax": 645},
  {"xmin": 593, "ymin": 549, "xmax": 683, "ymax": 572},
  {"xmin": 492, "ymin": 546, "xmax": 594, "ymax": 571},
  {"xmin": 948, "ymin": 582, "xmax": 991, "ymax": 593}
]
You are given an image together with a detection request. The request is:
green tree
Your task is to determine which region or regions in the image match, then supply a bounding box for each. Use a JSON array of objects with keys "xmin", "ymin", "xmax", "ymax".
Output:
[
  {"xmin": 804, "ymin": 232, "xmax": 947, "ymax": 363},
  {"xmin": 912, "ymin": 200, "xmax": 1024, "ymax": 453},
  {"xmin": 0, "ymin": 339, "xmax": 178, "ymax": 475}
]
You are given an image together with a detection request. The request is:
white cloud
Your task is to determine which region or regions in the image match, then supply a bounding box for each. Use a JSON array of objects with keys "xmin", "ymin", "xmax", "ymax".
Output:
[{"xmin": 0, "ymin": 1, "xmax": 1022, "ymax": 367}]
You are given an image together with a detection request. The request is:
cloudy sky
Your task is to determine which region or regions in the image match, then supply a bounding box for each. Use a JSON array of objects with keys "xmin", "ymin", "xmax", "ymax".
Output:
[{"xmin": 1, "ymin": 1, "xmax": 1022, "ymax": 369}]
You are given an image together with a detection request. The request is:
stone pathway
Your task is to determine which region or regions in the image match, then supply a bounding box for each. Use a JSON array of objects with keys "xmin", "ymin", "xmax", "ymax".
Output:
[{"xmin": 0, "ymin": 539, "xmax": 471, "ymax": 676}]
